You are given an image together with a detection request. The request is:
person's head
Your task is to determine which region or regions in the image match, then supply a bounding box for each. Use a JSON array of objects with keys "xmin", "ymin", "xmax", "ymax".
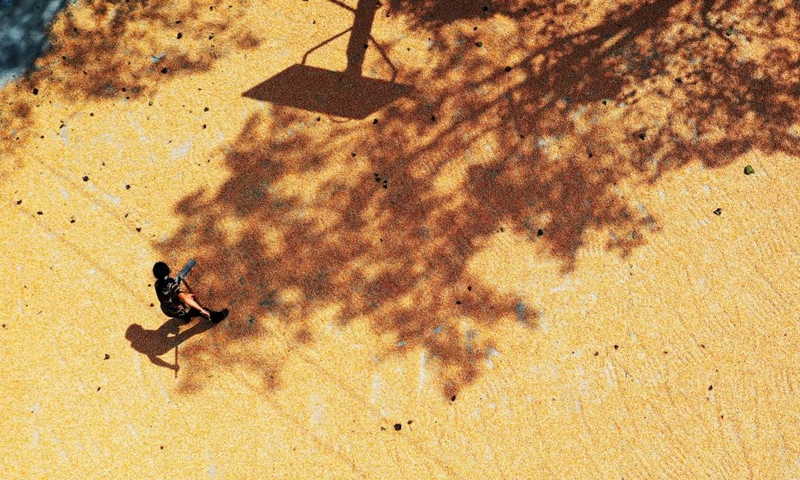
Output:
[{"xmin": 152, "ymin": 261, "xmax": 170, "ymax": 280}]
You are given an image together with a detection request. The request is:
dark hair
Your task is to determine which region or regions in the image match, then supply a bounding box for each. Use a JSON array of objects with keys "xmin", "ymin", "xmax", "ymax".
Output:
[{"xmin": 152, "ymin": 262, "xmax": 170, "ymax": 279}]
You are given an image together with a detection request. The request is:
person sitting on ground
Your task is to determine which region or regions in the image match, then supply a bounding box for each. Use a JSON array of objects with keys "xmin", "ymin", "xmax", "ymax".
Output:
[{"xmin": 152, "ymin": 261, "xmax": 228, "ymax": 323}]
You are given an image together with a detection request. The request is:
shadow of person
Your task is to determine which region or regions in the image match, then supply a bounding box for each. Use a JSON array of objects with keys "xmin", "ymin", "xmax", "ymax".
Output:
[{"xmin": 125, "ymin": 318, "xmax": 216, "ymax": 371}]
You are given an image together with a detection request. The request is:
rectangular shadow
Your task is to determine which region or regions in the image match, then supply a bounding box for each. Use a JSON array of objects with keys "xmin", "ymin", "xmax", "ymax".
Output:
[{"xmin": 243, "ymin": 64, "xmax": 411, "ymax": 119}]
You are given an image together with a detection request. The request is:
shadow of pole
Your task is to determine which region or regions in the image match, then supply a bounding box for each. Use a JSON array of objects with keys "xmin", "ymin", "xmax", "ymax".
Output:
[
  {"xmin": 344, "ymin": 0, "xmax": 379, "ymax": 77},
  {"xmin": 242, "ymin": 0, "xmax": 410, "ymax": 119}
]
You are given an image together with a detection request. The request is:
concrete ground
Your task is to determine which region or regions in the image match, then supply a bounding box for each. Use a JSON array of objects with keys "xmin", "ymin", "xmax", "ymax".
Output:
[{"xmin": 2, "ymin": 0, "xmax": 800, "ymax": 478}]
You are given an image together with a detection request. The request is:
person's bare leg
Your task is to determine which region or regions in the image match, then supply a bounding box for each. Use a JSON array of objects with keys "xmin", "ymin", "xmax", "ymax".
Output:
[{"xmin": 178, "ymin": 292, "xmax": 210, "ymax": 318}]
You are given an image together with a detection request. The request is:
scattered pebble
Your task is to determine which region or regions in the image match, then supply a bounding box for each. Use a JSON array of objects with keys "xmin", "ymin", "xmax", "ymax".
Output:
[
  {"xmin": 104, "ymin": 354, "xmax": 110, "ymax": 360},
  {"xmin": 32, "ymin": 88, "xmax": 39, "ymax": 95},
  {"xmin": 161, "ymin": 68, "xmax": 168, "ymax": 74},
  {"xmin": 476, "ymin": 41, "xmax": 483, "ymax": 47},
  {"xmin": 394, "ymin": 423, "xmax": 401, "ymax": 431},
  {"xmin": 177, "ymin": 32, "xmax": 183, "ymax": 39},
  {"xmin": 450, "ymin": 395, "xmax": 456, "ymax": 401},
  {"xmin": 504, "ymin": 66, "xmax": 512, "ymax": 72},
  {"xmin": 744, "ymin": 165, "xmax": 754, "ymax": 175},
  {"xmin": 638, "ymin": 132, "xmax": 647, "ymax": 140},
  {"xmin": 713, "ymin": 208, "xmax": 722, "ymax": 215},
  {"xmin": 614, "ymin": 344, "xmax": 619, "ymax": 350},
  {"xmin": 537, "ymin": 229, "xmax": 544, "ymax": 236},
  {"xmin": 83, "ymin": 175, "xmax": 89, "ymax": 181}
]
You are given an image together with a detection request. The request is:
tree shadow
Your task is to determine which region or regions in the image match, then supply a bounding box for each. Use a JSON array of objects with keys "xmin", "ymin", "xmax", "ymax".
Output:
[
  {"xmin": 158, "ymin": 0, "xmax": 800, "ymax": 399},
  {"xmin": 1, "ymin": 0, "xmax": 266, "ymax": 161},
  {"xmin": 17, "ymin": 0, "xmax": 264, "ymax": 101}
]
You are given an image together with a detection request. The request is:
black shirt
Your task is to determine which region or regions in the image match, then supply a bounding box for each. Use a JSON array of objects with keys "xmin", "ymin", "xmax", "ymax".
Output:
[{"xmin": 154, "ymin": 277, "xmax": 189, "ymax": 317}]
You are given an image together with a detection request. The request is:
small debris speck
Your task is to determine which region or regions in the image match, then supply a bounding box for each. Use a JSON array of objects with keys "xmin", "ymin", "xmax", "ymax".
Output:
[
  {"xmin": 394, "ymin": 423, "xmax": 402, "ymax": 431},
  {"xmin": 161, "ymin": 68, "xmax": 168, "ymax": 74},
  {"xmin": 476, "ymin": 41, "xmax": 483, "ymax": 47},
  {"xmin": 83, "ymin": 175, "xmax": 89, "ymax": 181},
  {"xmin": 450, "ymin": 395, "xmax": 456, "ymax": 401},
  {"xmin": 33, "ymin": 88, "xmax": 39, "ymax": 95},
  {"xmin": 104, "ymin": 354, "xmax": 110, "ymax": 360},
  {"xmin": 713, "ymin": 208, "xmax": 722, "ymax": 215},
  {"xmin": 744, "ymin": 165, "xmax": 754, "ymax": 175},
  {"xmin": 614, "ymin": 344, "xmax": 619, "ymax": 350}
]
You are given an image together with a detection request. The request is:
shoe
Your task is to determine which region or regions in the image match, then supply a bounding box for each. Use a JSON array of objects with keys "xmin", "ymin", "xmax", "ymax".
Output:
[{"xmin": 211, "ymin": 308, "xmax": 229, "ymax": 323}]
